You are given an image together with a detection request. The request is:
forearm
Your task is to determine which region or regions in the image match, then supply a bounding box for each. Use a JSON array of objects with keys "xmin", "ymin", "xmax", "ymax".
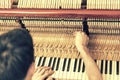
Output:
[{"xmin": 78, "ymin": 47, "xmax": 103, "ymax": 80}]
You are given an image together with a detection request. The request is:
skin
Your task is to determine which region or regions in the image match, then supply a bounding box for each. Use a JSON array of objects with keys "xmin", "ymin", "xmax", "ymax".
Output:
[
  {"xmin": 32, "ymin": 66, "xmax": 54, "ymax": 80},
  {"xmin": 25, "ymin": 64, "xmax": 54, "ymax": 80},
  {"xmin": 25, "ymin": 31, "xmax": 102, "ymax": 80},
  {"xmin": 74, "ymin": 31, "xmax": 103, "ymax": 80}
]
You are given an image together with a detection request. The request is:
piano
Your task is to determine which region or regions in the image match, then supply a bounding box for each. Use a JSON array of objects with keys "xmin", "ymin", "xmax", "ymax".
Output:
[{"xmin": 0, "ymin": 0, "xmax": 120, "ymax": 80}]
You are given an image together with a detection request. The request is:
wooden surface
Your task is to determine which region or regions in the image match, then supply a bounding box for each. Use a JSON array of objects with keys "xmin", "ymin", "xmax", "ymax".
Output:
[{"xmin": 0, "ymin": 9, "xmax": 120, "ymax": 18}]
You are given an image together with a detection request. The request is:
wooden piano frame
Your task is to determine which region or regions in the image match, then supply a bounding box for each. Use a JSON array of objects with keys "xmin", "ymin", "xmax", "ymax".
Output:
[
  {"xmin": 0, "ymin": 9, "xmax": 120, "ymax": 61},
  {"xmin": 0, "ymin": 9, "xmax": 120, "ymax": 19}
]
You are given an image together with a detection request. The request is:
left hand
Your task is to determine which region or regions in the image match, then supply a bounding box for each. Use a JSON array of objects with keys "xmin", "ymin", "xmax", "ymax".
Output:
[{"xmin": 32, "ymin": 66, "xmax": 54, "ymax": 80}]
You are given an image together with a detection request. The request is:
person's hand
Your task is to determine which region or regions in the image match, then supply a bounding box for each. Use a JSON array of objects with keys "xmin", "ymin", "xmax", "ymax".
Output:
[
  {"xmin": 74, "ymin": 31, "xmax": 89, "ymax": 52},
  {"xmin": 32, "ymin": 66, "xmax": 54, "ymax": 80}
]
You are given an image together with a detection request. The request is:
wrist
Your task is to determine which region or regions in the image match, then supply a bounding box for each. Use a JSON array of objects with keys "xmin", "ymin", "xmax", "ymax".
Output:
[
  {"xmin": 77, "ymin": 45, "xmax": 87, "ymax": 51},
  {"xmin": 77, "ymin": 46, "xmax": 89, "ymax": 54}
]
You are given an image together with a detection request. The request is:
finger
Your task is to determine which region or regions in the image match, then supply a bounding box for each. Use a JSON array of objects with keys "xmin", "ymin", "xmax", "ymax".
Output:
[
  {"xmin": 73, "ymin": 31, "xmax": 83, "ymax": 36},
  {"xmin": 78, "ymin": 31, "xmax": 85, "ymax": 36},
  {"xmin": 41, "ymin": 70, "xmax": 54, "ymax": 79},
  {"xmin": 35, "ymin": 66, "xmax": 50, "ymax": 73},
  {"xmin": 73, "ymin": 31, "xmax": 77, "ymax": 36},
  {"xmin": 36, "ymin": 66, "xmax": 49, "ymax": 69},
  {"xmin": 35, "ymin": 66, "xmax": 40, "ymax": 71},
  {"xmin": 40, "ymin": 67, "xmax": 51, "ymax": 75},
  {"xmin": 46, "ymin": 77, "xmax": 55, "ymax": 80},
  {"xmin": 33, "ymin": 67, "xmax": 53, "ymax": 79},
  {"xmin": 35, "ymin": 67, "xmax": 44, "ymax": 73},
  {"xmin": 81, "ymin": 31, "xmax": 85, "ymax": 35}
]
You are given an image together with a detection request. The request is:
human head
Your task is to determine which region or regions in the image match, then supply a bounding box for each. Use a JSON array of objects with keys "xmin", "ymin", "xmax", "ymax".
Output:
[{"xmin": 0, "ymin": 29, "xmax": 34, "ymax": 80}]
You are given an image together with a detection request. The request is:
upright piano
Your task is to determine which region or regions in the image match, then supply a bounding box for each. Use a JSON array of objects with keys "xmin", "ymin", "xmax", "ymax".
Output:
[{"xmin": 0, "ymin": 0, "xmax": 120, "ymax": 80}]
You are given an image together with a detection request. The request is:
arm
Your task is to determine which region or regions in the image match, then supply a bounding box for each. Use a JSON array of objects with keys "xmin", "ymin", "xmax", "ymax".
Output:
[{"xmin": 74, "ymin": 31, "xmax": 102, "ymax": 80}]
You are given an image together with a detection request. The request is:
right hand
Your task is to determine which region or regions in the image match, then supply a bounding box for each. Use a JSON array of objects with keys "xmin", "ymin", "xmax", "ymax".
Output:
[
  {"xmin": 74, "ymin": 31, "xmax": 89, "ymax": 51},
  {"xmin": 32, "ymin": 66, "xmax": 54, "ymax": 80}
]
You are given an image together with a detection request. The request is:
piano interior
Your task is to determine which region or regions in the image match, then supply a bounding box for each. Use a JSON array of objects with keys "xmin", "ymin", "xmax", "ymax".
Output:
[{"xmin": 0, "ymin": 0, "xmax": 120, "ymax": 80}]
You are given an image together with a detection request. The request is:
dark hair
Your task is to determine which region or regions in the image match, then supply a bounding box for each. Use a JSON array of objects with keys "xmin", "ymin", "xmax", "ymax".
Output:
[{"xmin": 0, "ymin": 29, "xmax": 34, "ymax": 80}]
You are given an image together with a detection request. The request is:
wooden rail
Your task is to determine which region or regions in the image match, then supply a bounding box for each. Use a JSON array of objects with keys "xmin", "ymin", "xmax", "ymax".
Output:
[{"xmin": 0, "ymin": 9, "xmax": 120, "ymax": 18}]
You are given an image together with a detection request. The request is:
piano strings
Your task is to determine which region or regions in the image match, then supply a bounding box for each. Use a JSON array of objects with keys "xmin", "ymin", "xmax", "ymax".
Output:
[{"xmin": 0, "ymin": 0, "xmax": 120, "ymax": 80}]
